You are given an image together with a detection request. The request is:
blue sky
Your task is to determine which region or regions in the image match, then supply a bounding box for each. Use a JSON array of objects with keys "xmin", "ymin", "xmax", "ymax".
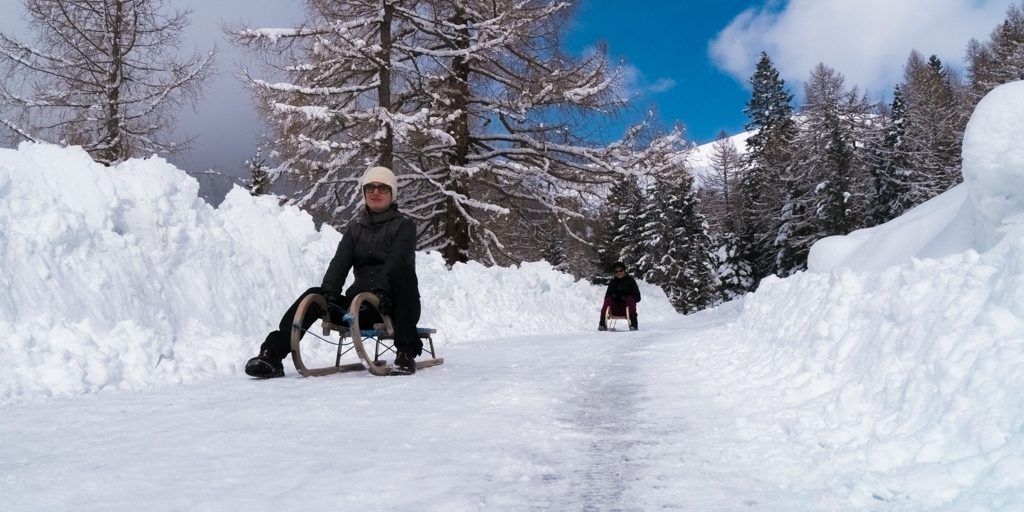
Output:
[
  {"xmin": 566, "ymin": 1, "xmax": 756, "ymax": 144},
  {"xmin": 0, "ymin": 0, "xmax": 1018, "ymax": 190},
  {"xmin": 565, "ymin": 0, "xmax": 1017, "ymax": 145}
]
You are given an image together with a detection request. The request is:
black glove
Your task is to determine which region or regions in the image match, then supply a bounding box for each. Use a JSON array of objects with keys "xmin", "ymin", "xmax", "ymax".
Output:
[
  {"xmin": 323, "ymin": 290, "xmax": 346, "ymax": 319},
  {"xmin": 373, "ymin": 289, "xmax": 392, "ymax": 316}
]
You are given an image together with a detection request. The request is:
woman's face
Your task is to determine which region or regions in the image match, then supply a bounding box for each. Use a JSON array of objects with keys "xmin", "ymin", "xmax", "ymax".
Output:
[{"xmin": 363, "ymin": 182, "xmax": 393, "ymax": 213}]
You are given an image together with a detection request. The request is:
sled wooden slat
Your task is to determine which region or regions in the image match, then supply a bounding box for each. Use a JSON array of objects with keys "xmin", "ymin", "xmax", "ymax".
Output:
[{"xmin": 414, "ymin": 357, "xmax": 445, "ymax": 370}]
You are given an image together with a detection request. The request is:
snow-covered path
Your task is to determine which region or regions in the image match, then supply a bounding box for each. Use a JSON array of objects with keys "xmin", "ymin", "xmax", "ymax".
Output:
[
  {"xmin": 2, "ymin": 310, "xmax": 814, "ymax": 512},
  {"xmin": 632, "ymin": 309, "xmax": 838, "ymax": 511}
]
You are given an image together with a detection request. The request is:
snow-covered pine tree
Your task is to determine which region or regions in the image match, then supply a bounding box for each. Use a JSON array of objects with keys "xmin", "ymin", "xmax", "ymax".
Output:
[
  {"xmin": 246, "ymin": 147, "xmax": 271, "ymax": 196},
  {"xmin": 641, "ymin": 171, "xmax": 717, "ymax": 313},
  {"xmin": 637, "ymin": 176, "xmax": 670, "ymax": 296},
  {"xmin": 740, "ymin": 52, "xmax": 797, "ymax": 282},
  {"xmin": 595, "ymin": 175, "xmax": 645, "ymax": 282},
  {"xmin": 819, "ymin": 114, "xmax": 856, "ymax": 235},
  {"xmin": 709, "ymin": 231, "xmax": 753, "ymax": 302},
  {"xmin": 540, "ymin": 235, "xmax": 566, "ymax": 272},
  {"xmin": 899, "ymin": 52, "xmax": 968, "ymax": 204},
  {"xmin": 0, "ymin": 0, "xmax": 214, "ymax": 164},
  {"xmin": 870, "ymin": 85, "xmax": 914, "ymax": 224},
  {"xmin": 632, "ymin": 176, "xmax": 664, "ymax": 282}
]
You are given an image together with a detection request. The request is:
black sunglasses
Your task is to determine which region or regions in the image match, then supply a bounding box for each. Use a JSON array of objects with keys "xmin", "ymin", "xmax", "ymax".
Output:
[
  {"xmin": 614, "ymin": 268, "xmax": 625, "ymax": 273},
  {"xmin": 363, "ymin": 183, "xmax": 392, "ymax": 194}
]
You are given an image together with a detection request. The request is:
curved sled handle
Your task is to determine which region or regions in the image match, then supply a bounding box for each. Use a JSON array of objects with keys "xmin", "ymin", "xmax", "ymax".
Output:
[
  {"xmin": 350, "ymin": 292, "xmax": 395, "ymax": 337},
  {"xmin": 290, "ymin": 293, "xmax": 336, "ymax": 376},
  {"xmin": 349, "ymin": 292, "xmax": 394, "ymax": 376}
]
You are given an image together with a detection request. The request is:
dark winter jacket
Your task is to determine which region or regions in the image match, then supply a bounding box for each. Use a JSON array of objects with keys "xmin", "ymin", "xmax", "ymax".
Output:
[
  {"xmin": 321, "ymin": 204, "xmax": 419, "ymax": 299},
  {"xmin": 605, "ymin": 275, "xmax": 641, "ymax": 304}
]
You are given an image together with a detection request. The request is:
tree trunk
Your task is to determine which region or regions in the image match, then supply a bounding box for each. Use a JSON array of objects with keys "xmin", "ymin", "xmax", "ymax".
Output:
[
  {"xmin": 377, "ymin": 1, "xmax": 394, "ymax": 170},
  {"xmin": 101, "ymin": 0, "xmax": 125, "ymax": 165},
  {"xmin": 442, "ymin": 7, "xmax": 472, "ymax": 265}
]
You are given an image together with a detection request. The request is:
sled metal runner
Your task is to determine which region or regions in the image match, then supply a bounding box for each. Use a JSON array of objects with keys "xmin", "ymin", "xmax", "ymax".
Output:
[{"xmin": 290, "ymin": 292, "xmax": 444, "ymax": 377}]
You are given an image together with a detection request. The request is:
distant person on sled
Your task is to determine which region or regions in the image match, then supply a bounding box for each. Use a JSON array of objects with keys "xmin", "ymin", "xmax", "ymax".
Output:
[
  {"xmin": 598, "ymin": 261, "xmax": 641, "ymax": 331},
  {"xmin": 245, "ymin": 165, "xmax": 422, "ymax": 378}
]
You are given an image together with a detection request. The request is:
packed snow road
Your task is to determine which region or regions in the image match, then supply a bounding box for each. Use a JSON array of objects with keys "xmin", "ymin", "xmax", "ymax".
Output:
[{"xmin": 1, "ymin": 307, "xmax": 812, "ymax": 512}]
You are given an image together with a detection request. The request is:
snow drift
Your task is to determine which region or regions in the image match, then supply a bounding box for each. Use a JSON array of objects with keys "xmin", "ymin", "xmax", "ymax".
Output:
[
  {"xmin": 0, "ymin": 144, "xmax": 675, "ymax": 399},
  {"xmin": 714, "ymin": 81, "xmax": 1024, "ymax": 508}
]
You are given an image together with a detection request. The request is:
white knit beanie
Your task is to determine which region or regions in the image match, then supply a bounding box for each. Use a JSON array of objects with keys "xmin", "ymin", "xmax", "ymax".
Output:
[{"xmin": 361, "ymin": 166, "xmax": 398, "ymax": 199}]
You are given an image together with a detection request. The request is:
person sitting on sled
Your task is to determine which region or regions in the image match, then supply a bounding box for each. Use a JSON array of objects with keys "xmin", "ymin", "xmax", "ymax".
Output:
[
  {"xmin": 598, "ymin": 261, "xmax": 641, "ymax": 331},
  {"xmin": 245, "ymin": 165, "xmax": 422, "ymax": 378}
]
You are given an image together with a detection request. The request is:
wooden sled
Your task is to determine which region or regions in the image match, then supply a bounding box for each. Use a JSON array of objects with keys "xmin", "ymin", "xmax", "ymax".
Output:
[
  {"xmin": 290, "ymin": 292, "xmax": 444, "ymax": 377},
  {"xmin": 603, "ymin": 304, "xmax": 635, "ymax": 332}
]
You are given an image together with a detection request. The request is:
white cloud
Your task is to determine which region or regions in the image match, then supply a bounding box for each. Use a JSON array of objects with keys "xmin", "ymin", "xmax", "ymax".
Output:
[
  {"xmin": 604, "ymin": 59, "xmax": 678, "ymax": 106},
  {"xmin": 648, "ymin": 77, "xmax": 677, "ymax": 94},
  {"xmin": 708, "ymin": 0, "xmax": 1016, "ymax": 99},
  {"xmin": 613, "ymin": 61, "xmax": 677, "ymax": 103}
]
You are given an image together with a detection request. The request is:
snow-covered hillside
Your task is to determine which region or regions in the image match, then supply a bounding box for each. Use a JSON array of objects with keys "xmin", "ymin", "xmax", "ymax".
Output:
[
  {"xmin": 2, "ymin": 82, "xmax": 1024, "ymax": 510},
  {"xmin": 686, "ymin": 129, "xmax": 752, "ymax": 186}
]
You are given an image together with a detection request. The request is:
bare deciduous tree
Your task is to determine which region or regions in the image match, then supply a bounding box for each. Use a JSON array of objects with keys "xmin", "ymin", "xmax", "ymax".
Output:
[
  {"xmin": 0, "ymin": 0, "xmax": 214, "ymax": 164},
  {"xmin": 233, "ymin": 0, "xmax": 685, "ymax": 266},
  {"xmin": 966, "ymin": 3, "xmax": 1024, "ymax": 107},
  {"xmin": 700, "ymin": 131, "xmax": 745, "ymax": 233}
]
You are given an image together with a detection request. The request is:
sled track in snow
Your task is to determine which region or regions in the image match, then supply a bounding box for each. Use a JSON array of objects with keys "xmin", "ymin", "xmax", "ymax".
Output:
[
  {"xmin": 572, "ymin": 377, "xmax": 645, "ymax": 511},
  {"xmin": 536, "ymin": 342, "xmax": 650, "ymax": 511}
]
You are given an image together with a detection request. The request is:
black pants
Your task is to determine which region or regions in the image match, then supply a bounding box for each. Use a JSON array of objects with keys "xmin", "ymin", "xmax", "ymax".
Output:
[
  {"xmin": 599, "ymin": 296, "xmax": 638, "ymax": 329},
  {"xmin": 260, "ymin": 286, "xmax": 423, "ymax": 360}
]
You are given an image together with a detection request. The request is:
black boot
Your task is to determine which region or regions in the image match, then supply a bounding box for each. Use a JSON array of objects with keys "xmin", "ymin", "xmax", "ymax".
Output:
[
  {"xmin": 245, "ymin": 349, "xmax": 285, "ymax": 379},
  {"xmin": 393, "ymin": 351, "xmax": 416, "ymax": 375}
]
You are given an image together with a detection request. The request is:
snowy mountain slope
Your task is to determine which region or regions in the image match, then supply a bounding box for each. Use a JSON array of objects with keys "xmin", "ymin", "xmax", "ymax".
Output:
[{"xmin": 685, "ymin": 130, "xmax": 752, "ymax": 188}]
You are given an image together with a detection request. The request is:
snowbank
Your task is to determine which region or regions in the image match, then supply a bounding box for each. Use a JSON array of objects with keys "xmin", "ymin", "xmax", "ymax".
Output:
[
  {"xmin": 963, "ymin": 81, "xmax": 1024, "ymax": 252},
  {"xmin": 0, "ymin": 143, "xmax": 675, "ymax": 400},
  {"xmin": 717, "ymin": 81, "xmax": 1024, "ymax": 508}
]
